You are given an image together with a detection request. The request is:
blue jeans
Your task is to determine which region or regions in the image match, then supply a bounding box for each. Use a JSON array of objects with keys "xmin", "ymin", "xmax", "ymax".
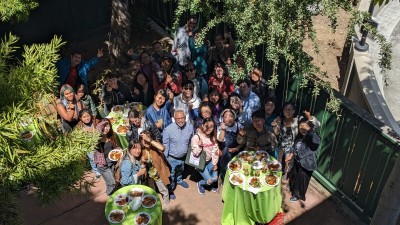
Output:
[
  {"xmin": 167, "ymin": 156, "xmax": 185, "ymax": 191},
  {"xmin": 98, "ymin": 166, "xmax": 115, "ymax": 196},
  {"xmin": 87, "ymin": 151, "xmax": 99, "ymax": 174},
  {"xmin": 198, "ymin": 160, "xmax": 218, "ymax": 187}
]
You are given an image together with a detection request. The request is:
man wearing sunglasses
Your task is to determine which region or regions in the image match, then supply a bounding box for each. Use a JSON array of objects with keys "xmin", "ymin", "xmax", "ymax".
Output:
[{"xmin": 173, "ymin": 80, "xmax": 201, "ymax": 124}]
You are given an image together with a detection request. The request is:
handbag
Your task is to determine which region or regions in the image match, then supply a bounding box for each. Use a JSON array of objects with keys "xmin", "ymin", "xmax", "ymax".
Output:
[{"xmin": 185, "ymin": 134, "xmax": 206, "ymax": 170}]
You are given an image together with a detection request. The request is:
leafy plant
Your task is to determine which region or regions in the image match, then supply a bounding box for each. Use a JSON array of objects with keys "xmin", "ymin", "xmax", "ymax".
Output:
[
  {"xmin": 170, "ymin": 0, "xmax": 392, "ymax": 114},
  {"xmin": 0, "ymin": 33, "xmax": 100, "ymax": 224}
]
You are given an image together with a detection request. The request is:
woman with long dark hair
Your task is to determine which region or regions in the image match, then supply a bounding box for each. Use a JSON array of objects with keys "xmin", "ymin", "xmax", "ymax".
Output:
[
  {"xmin": 56, "ymin": 84, "xmax": 83, "ymax": 133},
  {"xmin": 94, "ymin": 118, "xmax": 120, "ymax": 195},
  {"xmin": 132, "ymin": 71, "xmax": 154, "ymax": 107},
  {"xmin": 192, "ymin": 117, "xmax": 220, "ymax": 194},
  {"xmin": 289, "ymin": 118, "xmax": 320, "ymax": 202}
]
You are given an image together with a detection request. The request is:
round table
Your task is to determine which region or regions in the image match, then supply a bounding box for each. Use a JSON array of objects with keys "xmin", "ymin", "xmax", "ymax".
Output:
[
  {"xmin": 105, "ymin": 185, "xmax": 162, "ymax": 225},
  {"xmin": 221, "ymin": 156, "xmax": 283, "ymax": 225}
]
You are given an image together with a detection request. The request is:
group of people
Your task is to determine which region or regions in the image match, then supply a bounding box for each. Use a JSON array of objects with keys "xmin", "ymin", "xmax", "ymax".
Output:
[{"xmin": 54, "ymin": 15, "xmax": 321, "ymax": 214}]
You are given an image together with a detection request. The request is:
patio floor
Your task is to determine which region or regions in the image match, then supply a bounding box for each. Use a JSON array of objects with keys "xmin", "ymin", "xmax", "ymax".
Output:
[{"xmin": 18, "ymin": 170, "xmax": 366, "ymax": 225}]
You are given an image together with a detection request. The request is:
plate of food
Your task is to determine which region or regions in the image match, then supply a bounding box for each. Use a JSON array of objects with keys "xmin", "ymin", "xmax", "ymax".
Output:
[
  {"xmin": 264, "ymin": 173, "xmax": 280, "ymax": 187},
  {"xmin": 116, "ymin": 125, "xmax": 128, "ymax": 135},
  {"xmin": 114, "ymin": 193, "xmax": 129, "ymax": 206},
  {"xmin": 141, "ymin": 195, "xmax": 157, "ymax": 208},
  {"xmin": 108, "ymin": 209, "xmax": 125, "ymax": 224},
  {"xmin": 229, "ymin": 173, "xmax": 245, "ymax": 186},
  {"xmin": 129, "ymin": 187, "xmax": 144, "ymax": 199},
  {"xmin": 238, "ymin": 151, "xmax": 255, "ymax": 163},
  {"xmin": 255, "ymin": 150, "xmax": 269, "ymax": 161},
  {"xmin": 248, "ymin": 176, "xmax": 263, "ymax": 189},
  {"xmin": 20, "ymin": 131, "xmax": 34, "ymax": 142},
  {"xmin": 106, "ymin": 116, "xmax": 117, "ymax": 125},
  {"xmin": 111, "ymin": 105, "xmax": 124, "ymax": 113},
  {"xmin": 134, "ymin": 212, "xmax": 151, "ymax": 225},
  {"xmin": 228, "ymin": 160, "xmax": 242, "ymax": 173},
  {"xmin": 109, "ymin": 149, "xmax": 124, "ymax": 161},
  {"xmin": 267, "ymin": 160, "xmax": 282, "ymax": 172}
]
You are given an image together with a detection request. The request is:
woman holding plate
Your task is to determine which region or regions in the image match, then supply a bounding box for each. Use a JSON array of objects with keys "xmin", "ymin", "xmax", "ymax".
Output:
[{"xmin": 94, "ymin": 118, "xmax": 121, "ymax": 196}]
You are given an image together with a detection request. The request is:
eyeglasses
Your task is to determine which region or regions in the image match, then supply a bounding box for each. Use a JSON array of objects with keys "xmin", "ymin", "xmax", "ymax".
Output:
[
  {"xmin": 183, "ymin": 87, "xmax": 193, "ymax": 90},
  {"xmin": 185, "ymin": 68, "xmax": 194, "ymax": 72}
]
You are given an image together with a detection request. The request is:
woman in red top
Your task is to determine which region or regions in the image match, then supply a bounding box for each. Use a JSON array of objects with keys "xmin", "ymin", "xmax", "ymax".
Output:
[{"xmin": 208, "ymin": 63, "xmax": 235, "ymax": 102}]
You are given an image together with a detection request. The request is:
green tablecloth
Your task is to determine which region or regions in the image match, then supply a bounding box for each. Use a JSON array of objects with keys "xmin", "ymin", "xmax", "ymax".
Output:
[
  {"xmin": 221, "ymin": 157, "xmax": 283, "ymax": 225},
  {"xmin": 107, "ymin": 111, "xmax": 129, "ymax": 149},
  {"xmin": 105, "ymin": 185, "xmax": 162, "ymax": 225}
]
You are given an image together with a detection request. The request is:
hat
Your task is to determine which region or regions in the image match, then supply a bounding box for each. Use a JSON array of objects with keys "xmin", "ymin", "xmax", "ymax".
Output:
[{"xmin": 161, "ymin": 53, "xmax": 176, "ymax": 64}]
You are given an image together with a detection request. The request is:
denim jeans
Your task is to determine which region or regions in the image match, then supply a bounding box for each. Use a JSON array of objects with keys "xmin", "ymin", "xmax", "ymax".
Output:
[
  {"xmin": 98, "ymin": 166, "xmax": 115, "ymax": 196},
  {"xmin": 198, "ymin": 160, "xmax": 218, "ymax": 187},
  {"xmin": 87, "ymin": 151, "xmax": 99, "ymax": 174},
  {"xmin": 167, "ymin": 156, "xmax": 185, "ymax": 191}
]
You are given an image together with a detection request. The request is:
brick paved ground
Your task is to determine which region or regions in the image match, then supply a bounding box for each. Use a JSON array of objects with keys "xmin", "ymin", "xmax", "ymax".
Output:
[{"xmin": 18, "ymin": 171, "xmax": 365, "ymax": 225}]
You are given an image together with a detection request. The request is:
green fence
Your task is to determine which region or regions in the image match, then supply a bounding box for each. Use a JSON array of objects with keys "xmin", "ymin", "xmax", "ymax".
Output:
[
  {"xmin": 275, "ymin": 64, "xmax": 400, "ymax": 222},
  {"xmin": 142, "ymin": 1, "xmax": 400, "ymax": 222}
]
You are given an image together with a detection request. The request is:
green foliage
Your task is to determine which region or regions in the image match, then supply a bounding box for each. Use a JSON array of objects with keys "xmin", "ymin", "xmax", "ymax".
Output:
[
  {"xmin": 0, "ymin": 0, "xmax": 38, "ymax": 22},
  {"xmin": 0, "ymin": 34, "xmax": 100, "ymax": 224},
  {"xmin": 171, "ymin": 0, "xmax": 392, "ymax": 115}
]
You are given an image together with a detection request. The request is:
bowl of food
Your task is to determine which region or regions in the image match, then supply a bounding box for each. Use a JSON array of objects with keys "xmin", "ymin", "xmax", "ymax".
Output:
[
  {"xmin": 251, "ymin": 161, "xmax": 264, "ymax": 170},
  {"xmin": 109, "ymin": 149, "xmax": 124, "ymax": 161},
  {"xmin": 229, "ymin": 173, "xmax": 245, "ymax": 186},
  {"xmin": 134, "ymin": 212, "xmax": 151, "ymax": 225},
  {"xmin": 141, "ymin": 195, "xmax": 157, "ymax": 208},
  {"xmin": 264, "ymin": 173, "xmax": 280, "ymax": 187},
  {"xmin": 248, "ymin": 176, "xmax": 263, "ymax": 189},
  {"xmin": 116, "ymin": 125, "xmax": 128, "ymax": 135},
  {"xmin": 267, "ymin": 160, "xmax": 282, "ymax": 172},
  {"xmin": 238, "ymin": 151, "xmax": 255, "ymax": 163},
  {"xmin": 255, "ymin": 150, "xmax": 269, "ymax": 161},
  {"xmin": 111, "ymin": 105, "xmax": 124, "ymax": 114},
  {"xmin": 114, "ymin": 193, "xmax": 129, "ymax": 206},
  {"xmin": 129, "ymin": 187, "xmax": 144, "ymax": 199},
  {"xmin": 20, "ymin": 131, "xmax": 34, "ymax": 142},
  {"xmin": 228, "ymin": 160, "xmax": 242, "ymax": 173},
  {"xmin": 108, "ymin": 209, "xmax": 125, "ymax": 224}
]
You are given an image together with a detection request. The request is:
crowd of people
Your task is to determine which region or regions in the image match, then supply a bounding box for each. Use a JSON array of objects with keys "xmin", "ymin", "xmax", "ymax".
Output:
[{"xmin": 54, "ymin": 15, "xmax": 321, "ymax": 213}]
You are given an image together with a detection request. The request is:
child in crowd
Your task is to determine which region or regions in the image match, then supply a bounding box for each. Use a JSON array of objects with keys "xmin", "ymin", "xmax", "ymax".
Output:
[{"xmin": 77, "ymin": 84, "xmax": 97, "ymax": 118}]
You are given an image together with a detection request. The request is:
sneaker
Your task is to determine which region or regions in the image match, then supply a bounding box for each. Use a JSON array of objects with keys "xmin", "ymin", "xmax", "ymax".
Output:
[
  {"xmin": 95, "ymin": 172, "xmax": 101, "ymax": 179},
  {"xmin": 178, "ymin": 181, "xmax": 189, "ymax": 189},
  {"xmin": 290, "ymin": 196, "xmax": 299, "ymax": 202},
  {"xmin": 197, "ymin": 182, "xmax": 205, "ymax": 195},
  {"xmin": 169, "ymin": 193, "xmax": 176, "ymax": 200},
  {"xmin": 211, "ymin": 187, "xmax": 218, "ymax": 193}
]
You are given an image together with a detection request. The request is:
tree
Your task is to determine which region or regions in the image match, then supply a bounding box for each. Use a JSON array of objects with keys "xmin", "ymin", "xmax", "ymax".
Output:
[
  {"xmin": 0, "ymin": 0, "xmax": 38, "ymax": 22},
  {"xmin": 0, "ymin": 33, "xmax": 100, "ymax": 225},
  {"xmin": 172, "ymin": 0, "xmax": 391, "ymax": 114},
  {"xmin": 107, "ymin": 0, "xmax": 132, "ymax": 67}
]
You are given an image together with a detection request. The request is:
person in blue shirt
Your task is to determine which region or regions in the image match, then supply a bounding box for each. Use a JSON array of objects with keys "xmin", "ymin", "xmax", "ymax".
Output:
[
  {"xmin": 235, "ymin": 78, "xmax": 261, "ymax": 127},
  {"xmin": 120, "ymin": 140, "xmax": 147, "ymax": 186},
  {"xmin": 162, "ymin": 109, "xmax": 194, "ymax": 200},
  {"xmin": 145, "ymin": 89, "xmax": 173, "ymax": 133},
  {"xmin": 56, "ymin": 48, "xmax": 103, "ymax": 90}
]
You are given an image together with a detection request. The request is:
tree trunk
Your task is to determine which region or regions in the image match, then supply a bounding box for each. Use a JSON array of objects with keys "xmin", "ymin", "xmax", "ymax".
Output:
[
  {"xmin": 370, "ymin": 157, "xmax": 400, "ymax": 225},
  {"xmin": 109, "ymin": 0, "xmax": 131, "ymax": 67}
]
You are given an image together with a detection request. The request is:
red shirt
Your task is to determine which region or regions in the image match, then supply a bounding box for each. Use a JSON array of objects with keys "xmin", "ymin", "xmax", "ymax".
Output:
[{"xmin": 65, "ymin": 66, "xmax": 78, "ymax": 88}]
